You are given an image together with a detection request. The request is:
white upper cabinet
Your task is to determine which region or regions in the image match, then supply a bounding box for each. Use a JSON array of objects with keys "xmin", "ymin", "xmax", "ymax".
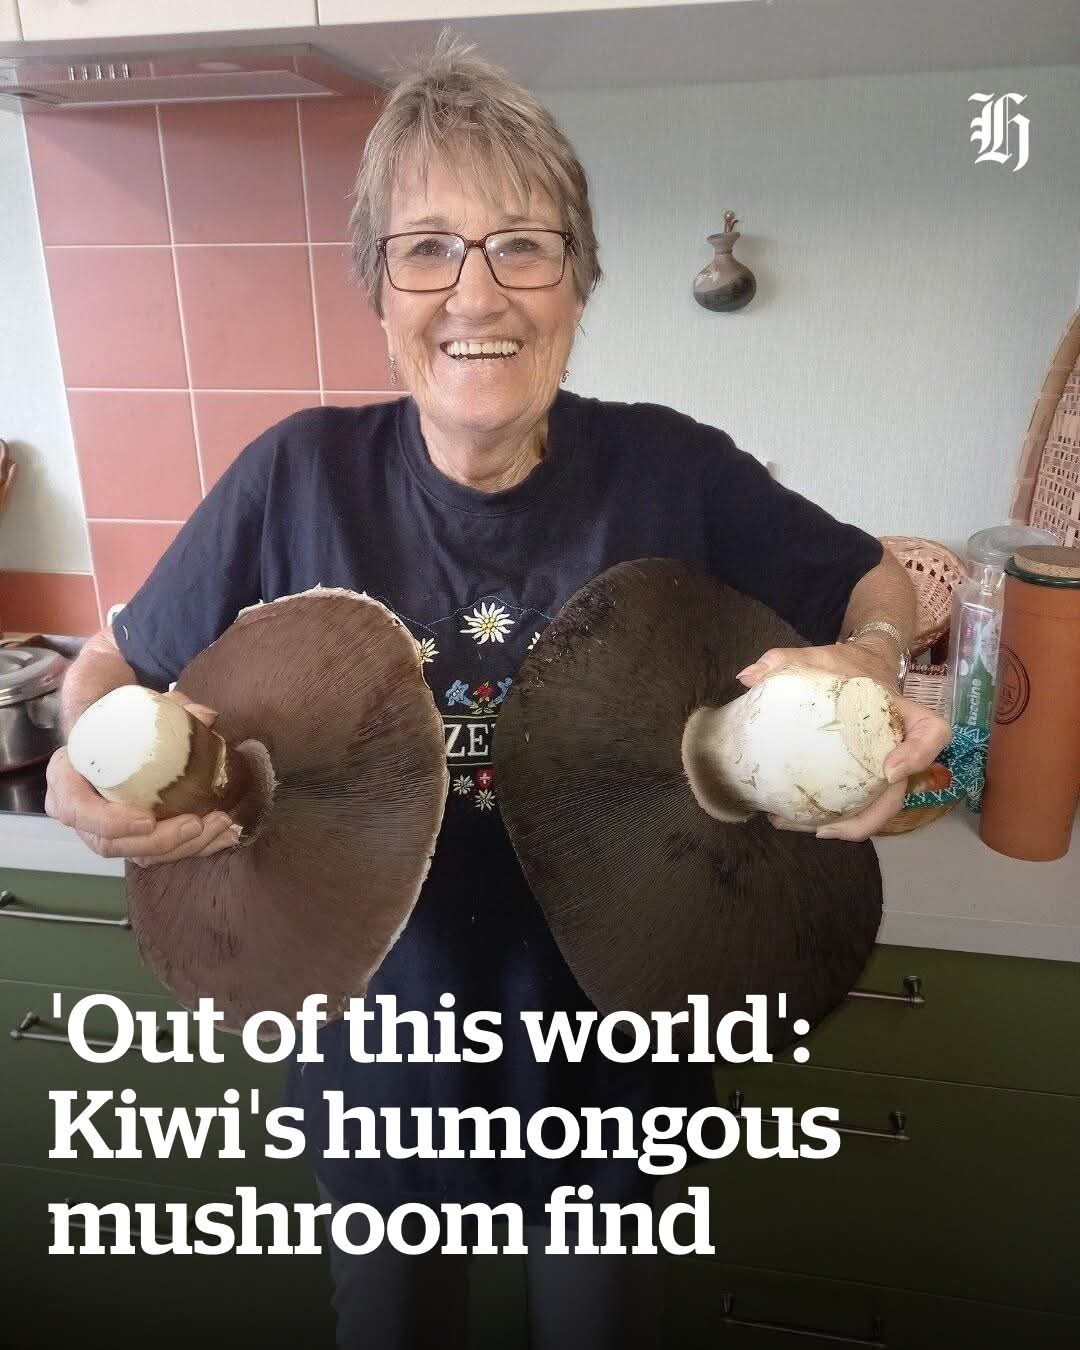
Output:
[
  {"xmin": 318, "ymin": 1, "xmax": 735, "ymax": 21},
  {"xmin": 16, "ymin": 0, "xmax": 317, "ymax": 43},
  {"xmin": 0, "ymin": 0, "xmax": 21, "ymax": 41}
]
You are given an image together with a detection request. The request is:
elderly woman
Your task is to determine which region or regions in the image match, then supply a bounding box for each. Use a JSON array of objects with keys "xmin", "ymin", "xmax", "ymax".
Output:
[{"xmin": 48, "ymin": 36, "xmax": 946, "ymax": 1350}]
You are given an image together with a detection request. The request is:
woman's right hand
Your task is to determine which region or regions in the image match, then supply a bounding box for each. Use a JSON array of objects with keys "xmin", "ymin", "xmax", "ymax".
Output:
[{"xmin": 45, "ymin": 690, "xmax": 240, "ymax": 865}]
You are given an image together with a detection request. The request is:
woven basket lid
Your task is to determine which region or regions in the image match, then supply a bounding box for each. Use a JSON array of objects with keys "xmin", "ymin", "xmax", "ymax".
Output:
[{"xmin": 881, "ymin": 536, "xmax": 966, "ymax": 655}]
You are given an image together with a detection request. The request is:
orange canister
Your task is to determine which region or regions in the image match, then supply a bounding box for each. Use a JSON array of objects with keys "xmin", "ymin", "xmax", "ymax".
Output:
[{"xmin": 980, "ymin": 546, "xmax": 1080, "ymax": 861}]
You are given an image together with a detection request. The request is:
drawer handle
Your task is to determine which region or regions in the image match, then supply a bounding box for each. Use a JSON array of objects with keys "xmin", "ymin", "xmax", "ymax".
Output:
[
  {"xmin": 0, "ymin": 889, "xmax": 130, "ymax": 928},
  {"xmin": 728, "ymin": 1090, "xmax": 910, "ymax": 1144},
  {"xmin": 718, "ymin": 1295, "xmax": 887, "ymax": 1347},
  {"xmin": 51, "ymin": 1198, "xmax": 193, "ymax": 1245},
  {"xmin": 10, "ymin": 1011, "xmax": 170, "ymax": 1054},
  {"xmin": 846, "ymin": 975, "xmax": 924, "ymax": 1008}
]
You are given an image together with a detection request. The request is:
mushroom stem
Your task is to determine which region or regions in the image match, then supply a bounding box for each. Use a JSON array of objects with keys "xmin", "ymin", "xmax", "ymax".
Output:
[
  {"xmin": 682, "ymin": 665, "xmax": 904, "ymax": 827},
  {"xmin": 67, "ymin": 685, "xmax": 275, "ymax": 839}
]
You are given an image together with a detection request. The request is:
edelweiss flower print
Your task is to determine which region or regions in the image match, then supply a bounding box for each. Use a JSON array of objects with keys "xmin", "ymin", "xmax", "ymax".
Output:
[
  {"xmin": 410, "ymin": 599, "xmax": 548, "ymax": 815},
  {"xmin": 460, "ymin": 602, "xmax": 515, "ymax": 645}
]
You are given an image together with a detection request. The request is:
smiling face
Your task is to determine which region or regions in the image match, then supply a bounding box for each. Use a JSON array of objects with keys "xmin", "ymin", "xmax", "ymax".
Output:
[{"xmin": 379, "ymin": 154, "xmax": 584, "ymax": 455}]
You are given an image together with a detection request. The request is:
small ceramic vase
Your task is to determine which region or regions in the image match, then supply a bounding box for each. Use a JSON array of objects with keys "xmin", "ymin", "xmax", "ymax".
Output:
[{"xmin": 693, "ymin": 211, "xmax": 757, "ymax": 312}]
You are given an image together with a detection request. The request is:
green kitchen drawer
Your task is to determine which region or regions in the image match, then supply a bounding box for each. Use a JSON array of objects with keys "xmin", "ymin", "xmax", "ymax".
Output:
[
  {"xmin": 0, "ymin": 866, "xmax": 165, "ymax": 997},
  {"xmin": 663, "ymin": 1257, "xmax": 1080, "ymax": 1349},
  {"xmin": 794, "ymin": 943, "xmax": 1080, "ymax": 1096},
  {"xmin": 658, "ymin": 1062, "xmax": 1079, "ymax": 1316},
  {"xmin": 0, "ymin": 978, "xmax": 316, "ymax": 1202},
  {"xmin": 0, "ymin": 1162, "xmax": 336, "ymax": 1350},
  {"xmin": 468, "ymin": 1247, "xmax": 529, "ymax": 1350}
]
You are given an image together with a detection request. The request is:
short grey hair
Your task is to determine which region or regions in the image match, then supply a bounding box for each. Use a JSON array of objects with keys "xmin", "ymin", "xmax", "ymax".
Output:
[{"xmin": 348, "ymin": 32, "xmax": 602, "ymax": 317}]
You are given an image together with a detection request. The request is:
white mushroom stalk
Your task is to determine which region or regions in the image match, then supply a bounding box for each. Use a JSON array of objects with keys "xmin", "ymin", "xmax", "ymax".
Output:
[
  {"xmin": 682, "ymin": 665, "xmax": 904, "ymax": 827},
  {"xmin": 67, "ymin": 685, "xmax": 273, "ymax": 835}
]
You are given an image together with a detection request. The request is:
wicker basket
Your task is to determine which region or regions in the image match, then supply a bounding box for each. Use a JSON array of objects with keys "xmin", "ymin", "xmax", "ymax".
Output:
[
  {"xmin": 900, "ymin": 662, "xmax": 949, "ymax": 717},
  {"xmin": 1009, "ymin": 307, "xmax": 1080, "ymax": 547},
  {"xmin": 877, "ymin": 798, "xmax": 956, "ymax": 836},
  {"xmin": 881, "ymin": 536, "xmax": 967, "ymax": 657}
]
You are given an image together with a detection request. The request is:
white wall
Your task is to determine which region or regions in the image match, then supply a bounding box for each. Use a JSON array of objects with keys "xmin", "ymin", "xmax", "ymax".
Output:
[
  {"xmin": 0, "ymin": 110, "xmax": 90, "ymax": 572},
  {"xmin": 1, "ymin": 65, "xmax": 1076, "ymax": 569},
  {"xmin": 547, "ymin": 65, "xmax": 1080, "ymax": 551}
]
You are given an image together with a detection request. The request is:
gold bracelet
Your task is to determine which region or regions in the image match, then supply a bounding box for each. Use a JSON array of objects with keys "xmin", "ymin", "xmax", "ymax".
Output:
[{"xmin": 844, "ymin": 621, "xmax": 909, "ymax": 682}]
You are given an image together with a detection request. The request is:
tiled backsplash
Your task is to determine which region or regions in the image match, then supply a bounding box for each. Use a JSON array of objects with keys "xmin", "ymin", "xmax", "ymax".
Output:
[{"xmin": 10, "ymin": 92, "xmax": 393, "ymax": 633}]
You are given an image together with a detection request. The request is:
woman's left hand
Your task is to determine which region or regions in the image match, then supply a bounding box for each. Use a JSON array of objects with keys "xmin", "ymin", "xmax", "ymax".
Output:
[{"xmin": 735, "ymin": 641, "xmax": 952, "ymax": 842}]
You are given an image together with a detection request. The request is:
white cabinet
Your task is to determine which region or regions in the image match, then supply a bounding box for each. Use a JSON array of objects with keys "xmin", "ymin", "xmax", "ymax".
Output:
[
  {"xmin": 0, "ymin": 0, "xmax": 21, "ymax": 40},
  {"xmin": 16, "ymin": 0, "xmax": 317, "ymax": 43},
  {"xmin": 318, "ymin": 1, "xmax": 737, "ymax": 23}
]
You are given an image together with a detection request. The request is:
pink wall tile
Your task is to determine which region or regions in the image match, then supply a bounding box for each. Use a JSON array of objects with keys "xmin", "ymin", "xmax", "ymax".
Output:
[
  {"xmin": 25, "ymin": 95, "xmax": 405, "ymax": 628},
  {"xmin": 176, "ymin": 245, "xmax": 319, "ymax": 390},
  {"xmin": 160, "ymin": 101, "xmax": 306, "ymax": 244},
  {"xmin": 45, "ymin": 247, "xmax": 186, "ymax": 389},
  {"xmin": 312, "ymin": 245, "xmax": 388, "ymax": 391},
  {"xmin": 89, "ymin": 521, "xmax": 181, "ymax": 618},
  {"xmin": 0, "ymin": 571, "xmax": 100, "ymax": 636},
  {"xmin": 68, "ymin": 390, "xmax": 202, "ymax": 520},
  {"xmin": 323, "ymin": 393, "xmax": 404, "ymax": 409},
  {"xmin": 299, "ymin": 96, "xmax": 379, "ymax": 243},
  {"xmin": 25, "ymin": 108, "xmax": 169, "ymax": 246},
  {"xmin": 194, "ymin": 391, "xmax": 316, "ymax": 490}
]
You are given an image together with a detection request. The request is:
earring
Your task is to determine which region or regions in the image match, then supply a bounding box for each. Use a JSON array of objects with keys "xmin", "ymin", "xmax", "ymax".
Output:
[
  {"xmin": 387, "ymin": 354, "xmax": 398, "ymax": 387},
  {"xmin": 561, "ymin": 368, "xmax": 570, "ymax": 384}
]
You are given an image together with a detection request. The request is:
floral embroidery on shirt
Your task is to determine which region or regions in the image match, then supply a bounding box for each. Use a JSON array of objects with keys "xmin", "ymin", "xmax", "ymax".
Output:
[
  {"xmin": 460, "ymin": 601, "xmax": 515, "ymax": 645},
  {"xmin": 446, "ymin": 679, "xmax": 472, "ymax": 707}
]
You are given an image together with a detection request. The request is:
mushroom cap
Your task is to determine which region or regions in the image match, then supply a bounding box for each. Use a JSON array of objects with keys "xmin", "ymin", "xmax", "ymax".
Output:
[
  {"xmin": 494, "ymin": 559, "xmax": 882, "ymax": 1054},
  {"xmin": 125, "ymin": 589, "xmax": 448, "ymax": 1031}
]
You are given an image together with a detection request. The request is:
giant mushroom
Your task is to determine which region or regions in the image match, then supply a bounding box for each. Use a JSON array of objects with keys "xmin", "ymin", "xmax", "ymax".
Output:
[
  {"xmin": 494, "ymin": 559, "xmax": 896, "ymax": 1052},
  {"xmin": 68, "ymin": 589, "xmax": 448, "ymax": 1031}
]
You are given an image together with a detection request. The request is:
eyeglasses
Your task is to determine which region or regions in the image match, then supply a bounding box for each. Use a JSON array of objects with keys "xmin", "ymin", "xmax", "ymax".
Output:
[{"xmin": 377, "ymin": 229, "xmax": 573, "ymax": 293}]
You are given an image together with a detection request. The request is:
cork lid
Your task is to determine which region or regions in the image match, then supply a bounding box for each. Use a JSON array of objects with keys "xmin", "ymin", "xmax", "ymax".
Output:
[{"xmin": 1007, "ymin": 546, "xmax": 1080, "ymax": 587}]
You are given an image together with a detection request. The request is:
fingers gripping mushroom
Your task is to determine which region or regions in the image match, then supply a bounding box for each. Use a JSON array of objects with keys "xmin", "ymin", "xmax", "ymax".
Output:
[{"xmin": 68, "ymin": 684, "xmax": 271, "ymax": 833}]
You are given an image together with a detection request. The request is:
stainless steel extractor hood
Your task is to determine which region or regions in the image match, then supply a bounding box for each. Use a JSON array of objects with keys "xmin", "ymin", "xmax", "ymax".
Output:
[{"xmin": 0, "ymin": 44, "xmax": 374, "ymax": 113}]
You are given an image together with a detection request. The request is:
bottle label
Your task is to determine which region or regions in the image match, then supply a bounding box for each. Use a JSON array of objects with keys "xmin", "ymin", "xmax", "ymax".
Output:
[
  {"xmin": 954, "ymin": 603, "xmax": 1000, "ymax": 731},
  {"xmin": 994, "ymin": 645, "xmax": 1031, "ymax": 725}
]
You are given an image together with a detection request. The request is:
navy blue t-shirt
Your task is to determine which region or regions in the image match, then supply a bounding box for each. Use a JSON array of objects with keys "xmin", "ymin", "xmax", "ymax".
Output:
[{"xmin": 113, "ymin": 390, "xmax": 883, "ymax": 1216}]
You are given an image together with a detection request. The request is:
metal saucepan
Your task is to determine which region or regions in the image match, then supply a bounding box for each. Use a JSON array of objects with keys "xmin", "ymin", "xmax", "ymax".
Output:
[{"xmin": 0, "ymin": 645, "xmax": 69, "ymax": 773}]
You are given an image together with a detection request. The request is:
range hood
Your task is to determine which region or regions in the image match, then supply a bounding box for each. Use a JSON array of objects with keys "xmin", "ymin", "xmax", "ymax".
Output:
[{"xmin": 0, "ymin": 44, "xmax": 375, "ymax": 113}]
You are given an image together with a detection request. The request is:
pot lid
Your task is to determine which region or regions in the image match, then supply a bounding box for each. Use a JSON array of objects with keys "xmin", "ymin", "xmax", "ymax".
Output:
[
  {"xmin": 0, "ymin": 645, "xmax": 68, "ymax": 708},
  {"xmin": 966, "ymin": 524, "xmax": 1056, "ymax": 570}
]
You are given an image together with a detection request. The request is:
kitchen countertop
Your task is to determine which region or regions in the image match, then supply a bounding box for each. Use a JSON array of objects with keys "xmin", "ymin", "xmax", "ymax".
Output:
[
  {"xmin": 876, "ymin": 806, "xmax": 1079, "ymax": 961},
  {"xmin": 1, "ymin": 770, "xmax": 1077, "ymax": 961}
]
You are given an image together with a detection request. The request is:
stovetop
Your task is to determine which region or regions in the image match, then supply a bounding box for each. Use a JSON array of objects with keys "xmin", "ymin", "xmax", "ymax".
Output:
[{"xmin": 0, "ymin": 760, "xmax": 48, "ymax": 815}]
